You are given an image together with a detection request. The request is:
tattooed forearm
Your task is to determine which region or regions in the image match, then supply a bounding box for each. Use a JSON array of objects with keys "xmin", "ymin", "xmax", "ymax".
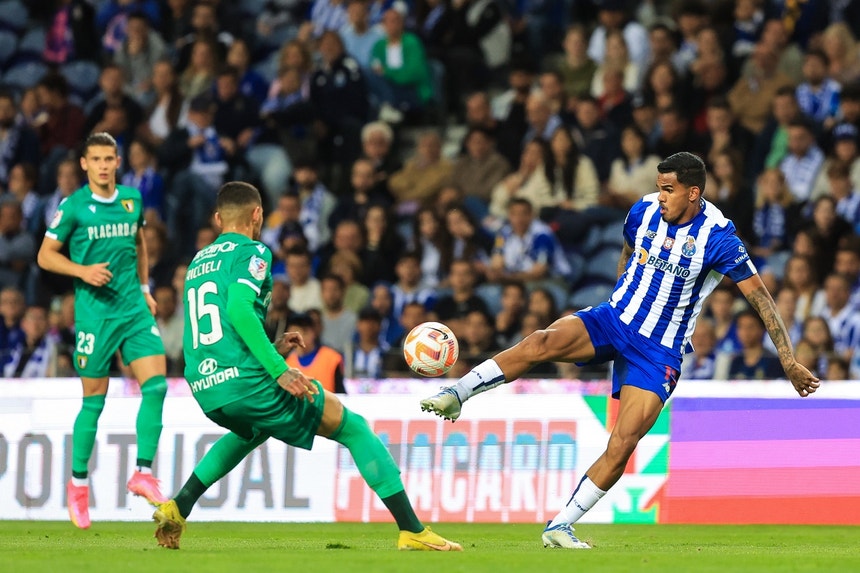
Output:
[
  {"xmin": 745, "ymin": 286, "xmax": 794, "ymax": 365},
  {"xmin": 617, "ymin": 243, "xmax": 634, "ymax": 280}
]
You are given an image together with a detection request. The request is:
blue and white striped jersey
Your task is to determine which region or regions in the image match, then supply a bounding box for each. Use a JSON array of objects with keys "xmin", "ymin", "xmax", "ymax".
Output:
[{"xmin": 610, "ymin": 193, "xmax": 757, "ymax": 355}]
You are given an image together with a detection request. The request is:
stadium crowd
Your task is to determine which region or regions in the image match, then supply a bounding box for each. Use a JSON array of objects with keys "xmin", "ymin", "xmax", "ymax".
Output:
[{"xmin": 1, "ymin": 0, "xmax": 860, "ymax": 384}]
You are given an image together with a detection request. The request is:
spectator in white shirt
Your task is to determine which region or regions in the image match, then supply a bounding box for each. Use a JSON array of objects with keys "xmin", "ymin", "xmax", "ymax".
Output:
[{"xmin": 780, "ymin": 118, "xmax": 825, "ymax": 203}]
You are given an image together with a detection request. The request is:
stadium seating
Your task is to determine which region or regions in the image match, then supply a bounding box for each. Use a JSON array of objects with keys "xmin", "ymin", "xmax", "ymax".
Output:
[
  {"xmin": 0, "ymin": 29, "xmax": 16, "ymax": 71},
  {"xmin": 14, "ymin": 27, "xmax": 44, "ymax": 65},
  {"xmin": 583, "ymin": 246, "xmax": 623, "ymax": 285},
  {"xmin": 61, "ymin": 60, "xmax": 102, "ymax": 101},
  {"xmin": 2, "ymin": 61, "xmax": 47, "ymax": 91},
  {"xmin": 568, "ymin": 283, "xmax": 615, "ymax": 310},
  {"xmin": 0, "ymin": 0, "xmax": 27, "ymax": 34}
]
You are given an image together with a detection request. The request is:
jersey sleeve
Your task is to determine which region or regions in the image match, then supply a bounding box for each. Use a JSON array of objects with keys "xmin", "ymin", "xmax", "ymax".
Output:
[
  {"xmin": 44, "ymin": 196, "xmax": 76, "ymax": 243},
  {"xmin": 623, "ymin": 199, "xmax": 649, "ymax": 247},
  {"xmin": 531, "ymin": 232, "xmax": 555, "ymax": 265},
  {"xmin": 709, "ymin": 223, "xmax": 758, "ymax": 283},
  {"xmin": 233, "ymin": 242, "xmax": 273, "ymax": 295}
]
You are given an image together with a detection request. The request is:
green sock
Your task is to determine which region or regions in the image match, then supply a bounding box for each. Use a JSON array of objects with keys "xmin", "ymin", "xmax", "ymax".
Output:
[
  {"xmin": 177, "ymin": 432, "xmax": 266, "ymax": 518},
  {"xmin": 331, "ymin": 408, "xmax": 423, "ymax": 533},
  {"xmin": 136, "ymin": 375, "xmax": 167, "ymax": 467},
  {"xmin": 72, "ymin": 394, "xmax": 106, "ymax": 478}
]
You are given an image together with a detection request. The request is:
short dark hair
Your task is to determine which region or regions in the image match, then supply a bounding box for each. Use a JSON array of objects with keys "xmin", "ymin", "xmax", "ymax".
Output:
[
  {"xmin": 320, "ymin": 273, "xmax": 345, "ymax": 290},
  {"xmin": 216, "ymin": 181, "xmax": 262, "ymax": 211},
  {"xmin": 284, "ymin": 245, "xmax": 311, "ymax": 260},
  {"xmin": 736, "ymin": 308, "xmax": 765, "ymax": 329},
  {"xmin": 287, "ymin": 312, "xmax": 314, "ymax": 329},
  {"xmin": 706, "ymin": 95, "xmax": 731, "ymax": 111},
  {"xmin": 508, "ymin": 197, "xmax": 534, "ymax": 212},
  {"xmin": 787, "ymin": 116, "xmax": 816, "ymax": 133},
  {"xmin": 37, "ymin": 72, "xmax": 70, "ymax": 98},
  {"xmin": 657, "ymin": 152, "xmax": 707, "ymax": 192},
  {"xmin": 842, "ymin": 82, "xmax": 860, "ymax": 102},
  {"xmin": 358, "ymin": 307, "xmax": 382, "ymax": 322},
  {"xmin": 775, "ymin": 85, "xmax": 797, "ymax": 99},
  {"xmin": 82, "ymin": 132, "xmax": 118, "ymax": 155},
  {"xmin": 805, "ymin": 48, "xmax": 829, "ymax": 68},
  {"xmin": 217, "ymin": 64, "xmax": 240, "ymax": 79},
  {"xmin": 13, "ymin": 162, "xmax": 37, "ymax": 186}
]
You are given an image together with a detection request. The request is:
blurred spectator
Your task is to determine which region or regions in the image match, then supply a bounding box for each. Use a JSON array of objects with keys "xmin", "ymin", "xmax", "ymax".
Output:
[
  {"xmin": 794, "ymin": 338, "xmax": 820, "ymax": 376},
  {"xmin": 341, "ymin": 0, "xmax": 385, "ymax": 71},
  {"xmin": 731, "ymin": 0, "xmax": 764, "ymax": 61},
  {"xmin": 606, "ymin": 125, "xmax": 662, "ymax": 211},
  {"xmin": 526, "ymin": 286, "xmax": 557, "ymax": 328},
  {"xmin": 834, "ymin": 240, "xmax": 860, "ymax": 310},
  {"xmin": 175, "ymin": 0, "xmax": 232, "ymax": 69},
  {"xmin": 796, "ymin": 48, "xmax": 842, "ymax": 128},
  {"xmin": 587, "ymin": 0, "xmax": 649, "ymax": 72},
  {"xmin": 725, "ymin": 310, "xmax": 784, "ymax": 380},
  {"xmin": 494, "ymin": 279, "xmax": 526, "ymax": 347},
  {"xmin": 827, "ymin": 355, "xmax": 850, "ymax": 381},
  {"xmin": 523, "ymin": 92, "xmax": 562, "ymax": 145},
  {"xmin": 213, "ymin": 66, "xmax": 259, "ymax": 162},
  {"xmin": 708, "ymin": 284, "xmax": 741, "ymax": 356},
  {"xmin": 487, "ymin": 197, "xmax": 570, "ymax": 284},
  {"xmin": 590, "ymin": 29, "xmax": 640, "ymax": 98},
  {"xmin": 34, "ymin": 73, "xmax": 85, "ymax": 175},
  {"xmin": 728, "ymin": 42, "xmax": 794, "ymax": 135},
  {"xmin": 316, "ymin": 219, "xmax": 364, "ymax": 282},
  {"xmin": 688, "ymin": 56, "xmax": 730, "ymax": 135},
  {"xmin": 491, "ymin": 63, "xmax": 534, "ymax": 157},
  {"xmin": 820, "ymin": 22, "xmax": 860, "ymax": 86},
  {"xmin": 293, "ymin": 160, "xmax": 337, "ymax": 253},
  {"xmin": 642, "ymin": 60, "xmax": 684, "ymax": 113},
  {"xmin": 780, "ymin": 118, "xmax": 825, "ymax": 204},
  {"xmin": 179, "ymin": 38, "xmax": 220, "ymax": 101},
  {"xmin": 554, "ymin": 24, "xmax": 598, "ymax": 100},
  {"xmin": 327, "ymin": 249, "xmax": 370, "ymax": 312},
  {"xmin": 329, "ymin": 158, "xmax": 392, "ymax": 228},
  {"xmin": 194, "ymin": 226, "xmax": 217, "ymax": 251},
  {"xmin": 154, "ymin": 285, "xmax": 183, "ymax": 374},
  {"xmin": 225, "ymin": 39, "xmax": 268, "ymax": 105},
  {"xmin": 683, "ymin": 317, "xmax": 718, "ymax": 380},
  {"xmin": 368, "ymin": 6, "xmax": 434, "ymax": 120},
  {"xmin": 262, "ymin": 192, "xmax": 302, "ymax": 252},
  {"xmin": 654, "ymin": 105, "xmax": 706, "ymax": 160},
  {"xmin": 137, "ymin": 59, "xmax": 187, "ymax": 148},
  {"xmin": 708, "ymin": 150, "xmax": 754, "ymax": 241},
  {"xmin": 303, "ymin": 0, "xmax": 349, "ymax": 40},
  {"xmin": 320, "ymin": 274, "xmax": 357, "ymax": 354},
  {"xmin": 143, "ymin": 222, "xmax": 175, "ymax": 288},
  {"xmin": 745, "ymin": 19, "xmax": 803, "ymax": 85},
  {"xmin": 670, "ymin": 0, "xmax": 708, "ymax": 73},
  {"xmin": 122, "ymin": 139, "xmax": 165, "ymax": 223},
  {"xmin": 570, "ymin": 95, "xmax": 620, "ymax": 182},
  {"xmin": 751, "ymin": 168, "xmax": 793, "ymax": 264},
  {"xmin": 826, "ymin": 161, "xmax": 860, "ymax": 230},
  {"xmin": 702, "ymin": 97, "xmax": 754, "ymax": 169},
  {"xmin": 411, "ymin": 206, "xmax": 445, "ymax": 288},
  {"xmin": 489, "ymin": 140, "xmax": 551, "ymax": 221},
  {"xmin": 159, "ymin": 0, "xmax": 191, "ymax": 45},
  {"xmin": 283, "ymin": 312, "xmax": 346, "ymax": 393},
  {"xmin": 265, "ymin": 274, "xmax": 294, "ymax": 342},
  {"xmin": 5, "ymin": 163, "xmax": 39, "ymax": 235},
  {"xmin": 596, "ymin": 66, "xmax": 633, "ymax": 127},
  {"xmin": 35, "ymin": 159, "xmax": 80, "ymax": 238},
  {"xmin": 805, "ymin": 195, "xmax": 853, "ymax": 275},
  {"xmin": 311, "ymin": 31, "xmax": 369, "ymax": 171},
  {"xmin": 0, "ymin": 93, "xmax": 40, "ymax": 193},
  {"xmin": 459, "ymin": 308, "xmax": 498, "ymax": 361},
  {"xmin": 370, "ymin": 281, "xmax": 402, "ymax": 347},
  {"xmin": 0, "ymin": 202, "xmax": 35, "ymax": 291},
  {"xmin": 98, "ymin": 0, "xmax": 161, "ymax": 55},
  {"xmin": 256, "ymin": 0, "xmax": 305, "ymax": 51},
  {"xmin": 114, "ymin": 11, "xmax": 167, "ymax": 104},
  {"xmin": 546, "ymin": 127, "xmax": 600, "ymax": 213},
  {"xmin": 783, "ymin": 255, "xmax": 825, "ymax": 323},
  {"xmin": 391, "ymin": 300, "xmax": 428, "ymax": 349},
  {"xmin": 819, "ymin": 272, "xmax": 860, "ymax": 355},
  {"xmin": 3, "ymin": 306, "xmax": 57, "ymax": 378},
  {"xmin": 801, "ymin": 315, "xmax": 834, "ymax": 374},
  {"xmin": 432, "ymin": 258, "xmax": 488, "ymax": 339},
  {"xmin": 285, "ymin": 246, "xmax": 323, "ymax": 312},
  {"xmin": 440, "ymin": 204, "xmax": 492, "ymax": 276},
  {"xmin": 161, "ymin": 95, "xmax": 231, "ymax": 254},
  {"xmin": 451, "ymin": 127, "xmax": 510, "ymax": 206},
  {"xmin": 391, "ymin": 251, "xmax": 436, "ymax": 317},
  {"xmin": 813, "ymin": 123, "xmax": 860, "ymax": 199},
  {"xmin": 0, "ymin": 286, "xmax": 25, "ymax": 368},
  {"xmin": 85, "ymin": 63, "xmax": 144, "ymax": 139},
  {"xmin": 388, "ymin": 131, "xmax": 453, "ymax": 214},
  {"xmin": 360, "ymin": 121, "xmax": 400, "ymax": 196},
  {"xmin": 43, "ymin": 0, "xmax": 98, "ymax": 65},
  {"xmin": 349, "ymin": 307, "xmax": 386, "ymax": 378}
]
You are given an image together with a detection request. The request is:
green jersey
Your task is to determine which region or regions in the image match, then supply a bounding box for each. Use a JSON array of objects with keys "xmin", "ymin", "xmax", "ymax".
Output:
[
  {"xmin": 45, "ymin": 184, "xmax": 148, "ymax": 320},
  {"xmin": 183, "ymin": 232, "xmax": 276, "ymax": 411}
]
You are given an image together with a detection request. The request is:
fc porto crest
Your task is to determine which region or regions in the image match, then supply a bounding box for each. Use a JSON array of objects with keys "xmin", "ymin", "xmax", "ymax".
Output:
[
  {"xmin": 121, "ymin": 199, "xmax": 134, "ymax": 213},
  {"xmin": 662, "ymin": 237, "xmax": 675, "ymax": 250},
  {"xmin": 682, "ymin": 236, "xmax": 697, "ymax": 257}
]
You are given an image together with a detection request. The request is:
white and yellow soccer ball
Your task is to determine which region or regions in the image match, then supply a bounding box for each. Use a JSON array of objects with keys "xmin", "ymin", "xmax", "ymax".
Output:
[{"xmin": 402, "ymin": 321, "xmax": 459, "ymax": 377}]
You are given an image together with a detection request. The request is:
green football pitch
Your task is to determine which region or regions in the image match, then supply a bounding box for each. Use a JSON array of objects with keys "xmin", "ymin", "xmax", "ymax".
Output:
[{"xmin": 1, "ymin": 522, "xmax": 858, "ymax": 573}]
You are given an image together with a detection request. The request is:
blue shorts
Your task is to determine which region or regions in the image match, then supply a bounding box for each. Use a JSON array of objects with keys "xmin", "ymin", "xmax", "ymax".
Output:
[{"xmin": 575, "ymin": 302, "xmax": 681, "ymax": 402}]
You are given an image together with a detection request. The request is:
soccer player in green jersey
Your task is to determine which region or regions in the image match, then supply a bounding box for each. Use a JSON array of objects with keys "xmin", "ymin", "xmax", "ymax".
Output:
[
  {"xmin": 37, "ymin": 133, "xmax": 168, "ymax": 529},
  {"xmin": 153, "ymin": 181, "xmax": 461, "ymax": 551}
]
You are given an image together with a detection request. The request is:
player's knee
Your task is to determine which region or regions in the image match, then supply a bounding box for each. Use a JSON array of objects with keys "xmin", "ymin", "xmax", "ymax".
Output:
[
  {"xmin": 606, "ymin": 432, "xmax": 638, "ymax": 465},
  {"xmin": 520, "ymin": 329, "xmax": 553, "ymax": 361}
]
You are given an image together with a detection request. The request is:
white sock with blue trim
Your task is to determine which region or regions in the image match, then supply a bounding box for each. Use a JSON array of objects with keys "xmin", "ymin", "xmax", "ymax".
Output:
[
  {"xmin": 548, "ymin": 476, "xmax": 606, "ymax": 527},
  {"xmin": 452, "ymin": 359, "xmax": 506, "ymax": 403}
]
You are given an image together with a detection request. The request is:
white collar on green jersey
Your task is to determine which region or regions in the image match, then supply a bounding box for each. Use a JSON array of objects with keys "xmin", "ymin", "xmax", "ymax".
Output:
[{"xmin": 91, "ymin": 188, "xmax": 119, "ymax": 203}]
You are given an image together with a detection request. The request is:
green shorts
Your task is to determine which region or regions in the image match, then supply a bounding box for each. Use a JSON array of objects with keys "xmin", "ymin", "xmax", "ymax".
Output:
[
  {"xmin": 74, "ymin": 312, "xmax": 165, "ymax": 377},
  {"xmin": 205, "ymin": 379, "xmax": 326, "ymax": 450}
]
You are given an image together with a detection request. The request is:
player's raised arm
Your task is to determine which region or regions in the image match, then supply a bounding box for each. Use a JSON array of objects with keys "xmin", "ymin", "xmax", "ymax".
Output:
[
  {"xmin": 737, "ymin": 274, "xmax": 820, "ymax": 397},
  {"xmin": 37, "ymin": 236, "xmax": 113, "ymax": 287}
]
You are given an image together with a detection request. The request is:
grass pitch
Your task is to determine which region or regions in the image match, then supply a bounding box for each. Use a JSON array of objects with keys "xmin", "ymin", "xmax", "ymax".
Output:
[{"xmin": 1, "ymin": 522, "xmax": 857, "ymax": 573}]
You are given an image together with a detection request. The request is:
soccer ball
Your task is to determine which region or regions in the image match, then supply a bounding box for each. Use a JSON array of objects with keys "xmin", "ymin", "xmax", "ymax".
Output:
[{"xmin": 403, "ymin": 321, "xmax": 459, "ymax": 377}]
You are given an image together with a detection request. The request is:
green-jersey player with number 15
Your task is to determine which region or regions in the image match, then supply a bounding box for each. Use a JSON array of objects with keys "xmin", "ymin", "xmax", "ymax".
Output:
[{"xmin": 37, "ymin": 133, "xmax": 168, "ymax": 529}]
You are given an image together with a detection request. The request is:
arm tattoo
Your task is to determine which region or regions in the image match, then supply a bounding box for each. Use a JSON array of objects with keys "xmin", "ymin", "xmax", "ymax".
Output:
[
  {"xmin": 617, "ymin": 243, "xmax": 633, "ymax": 280},
  {"xmin": 745, "ymin": 286, "xmax": 794, "ymax": 365}
]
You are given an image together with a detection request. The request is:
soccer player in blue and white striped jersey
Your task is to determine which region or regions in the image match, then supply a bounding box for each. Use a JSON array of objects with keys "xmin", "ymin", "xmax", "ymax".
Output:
[{"xmin": 421, "ymin": 152, "xmax": 820, "ymax": 549}]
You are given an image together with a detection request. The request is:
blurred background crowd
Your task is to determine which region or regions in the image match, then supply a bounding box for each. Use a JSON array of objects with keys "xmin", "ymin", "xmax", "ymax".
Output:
[{"xmin": 1, "ymin": 0, "xmax": 860, "ymax": 386}]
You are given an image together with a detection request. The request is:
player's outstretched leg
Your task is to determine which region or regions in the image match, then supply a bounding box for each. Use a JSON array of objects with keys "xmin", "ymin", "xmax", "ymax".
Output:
[
  {"xmin": 68, "ymin": 390, "xmax": 106, "ymax": 529},
  {"xmin": 153, "ymin": 432, "xmax": 265, "ymax": 549},
  {"xmin": 324, "ymin": 400, "xmax": 462, "ymax": 551},
  {"xmin": 422, "ymin": 315, "xmax": 595, "ymax": 421}
]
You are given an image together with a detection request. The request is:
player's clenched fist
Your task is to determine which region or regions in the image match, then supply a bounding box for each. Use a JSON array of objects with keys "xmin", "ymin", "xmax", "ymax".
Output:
[
  {"xmin": 276, "ymin": 368, "xmax": 319, "ymax": 402},
  {"xmin": 785, "ymin": 361, "xmax": 821, "ymax": 397},
  {"xmin": 79, "ymin": 262, "xmax": 113, "ymax": 287}
]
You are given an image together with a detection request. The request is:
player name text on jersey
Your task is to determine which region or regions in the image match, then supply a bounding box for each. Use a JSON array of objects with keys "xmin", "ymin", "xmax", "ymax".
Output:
[
  {"xmin": 185, "ymin": 260, "xmax": 222, "ymax": 281},
  {"xmin": 86, "ymin": 222, "xmax": 139, "ymax": 241}
]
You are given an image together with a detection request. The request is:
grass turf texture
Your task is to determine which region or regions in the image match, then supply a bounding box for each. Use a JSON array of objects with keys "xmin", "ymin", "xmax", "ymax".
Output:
[{"xmin": 1, "ymin": 522, "xmax": 858, "ymax": 573}]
